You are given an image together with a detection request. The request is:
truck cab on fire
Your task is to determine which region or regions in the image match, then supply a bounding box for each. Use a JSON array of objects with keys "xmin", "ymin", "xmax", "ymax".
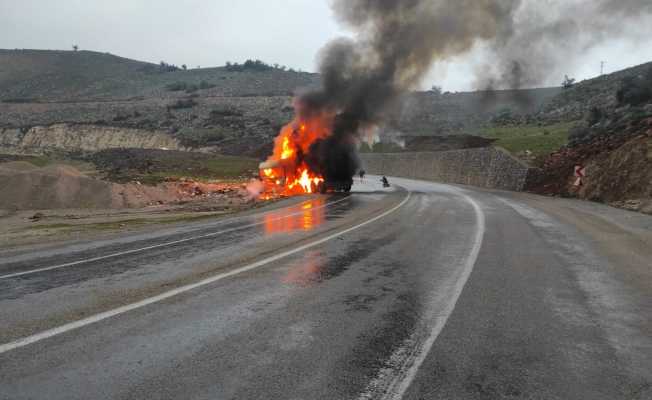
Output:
[{"xmin": 258, "ymin": 160, "xmax": 352, "ymax": 194}]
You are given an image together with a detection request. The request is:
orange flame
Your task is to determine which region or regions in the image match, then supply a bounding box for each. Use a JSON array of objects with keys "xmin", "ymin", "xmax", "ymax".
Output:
[
  {"xmin": 260, "ymin": 107, "xmax": 335, "ymax": 197},
  {"xmin": 280, "ymin": 137, "xmax": 294, "ymax": 160}
]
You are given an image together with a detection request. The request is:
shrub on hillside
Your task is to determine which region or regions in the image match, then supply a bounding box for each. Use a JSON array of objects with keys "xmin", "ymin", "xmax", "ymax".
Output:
[
  {"xmin": 587, "ymin": 106, "xmax": 605, "ymax": 126},
  {"xmin": 159, "ymin": 61, "xmax": 180, "ymax": 72},
  {"xmin": 490, "ymin": 107, "xmax": 515, "ymax": 125},
  {"xmin": 225, "ymin": 59, "xmax": 290, "ymax": 73},
  {"xmin": 168, "ymin": 98, "xmax": 197, "ymax": 110},
  {"xmin": 199, "ymin": 80, "xmax": 216, "ymax": 90},
  {"xmin": 209, "ymin": 107, "xmax": 243, "ymax": 117},
  {"xmin": 568, "ymin": 124, "xmax": 591, "ymax": 146},
  {"xmin": 176, "ymin": 127, "xmax": 226, "ymax": 148},
  {"xmin": 185, "ymin": 84, "xmax": 199, "ymax": 93},
  {"xmin": 166, "ymin": 81, "xmax": 188, "ymax": 91},
  {"xmin": 617, "ymin": 67, "xmax": 652, "ymax": 106},
  {"xmin": 166, "ymin": 81, "xmax": 215, "ymax": 92},
  {"xmin": 562, "ymin": 75, "xmax": 576, "ymax": 89}
]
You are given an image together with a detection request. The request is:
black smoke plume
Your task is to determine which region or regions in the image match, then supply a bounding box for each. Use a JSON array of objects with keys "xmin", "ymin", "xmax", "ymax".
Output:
[
  {"xmin": 299, "ymin": 0, "xmax": 652, "ymax": 181},
  {"xmin": 477, "ymin": 0, "xmax": 652, "ymax": 90},
  {"xmin": 300, "ymin": 0, "xmax": 516, "ymax": 181}
]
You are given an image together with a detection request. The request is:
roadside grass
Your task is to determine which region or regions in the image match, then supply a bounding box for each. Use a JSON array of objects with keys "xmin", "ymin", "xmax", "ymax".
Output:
[
  {"xmin": 113, "ymin": 155, "xmax": 259, "ymax": 184},
  {"xmin": 481, "ymin": 122, "xmax": 577, "ymax": 158},
  {"xmin": 1, "ymin": 151, "xmax": 258, "ymax": 184},
  {"xmin": 85, "ymin": 149, "xmax": 259, "ymax": 184},
  {"xmin": 152, "ymin": 155, "xmax": 259, "ymax": 180},
  {"xmin": 0, "ymin": 154, "xmax": 97, "ymax": 173},
  {"xmin": 0, "ymin": 154, "xmax": 56, "ymax": 167}
]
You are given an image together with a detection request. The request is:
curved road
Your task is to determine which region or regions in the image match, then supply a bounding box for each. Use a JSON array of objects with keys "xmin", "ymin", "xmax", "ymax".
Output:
[{"xmin": 0, "ymin": 177, "xmax": 650, "ymax": 399}]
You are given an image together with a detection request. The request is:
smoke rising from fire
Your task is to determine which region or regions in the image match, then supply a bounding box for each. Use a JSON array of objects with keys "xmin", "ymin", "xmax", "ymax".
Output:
[
  {"xmin": 475, "ymin": 0, "xmax": 652, "ymax": 89},
  {"xmin": 295, "ymin": 0, "xmax": 517, "ymax": 182},
  {"xmin": 316, "ymin": 0, "xmax": 652, "ymax": 106},
  {"xmin": 265, "ymin": 0, "xmax": 652, "ymax": 192}
]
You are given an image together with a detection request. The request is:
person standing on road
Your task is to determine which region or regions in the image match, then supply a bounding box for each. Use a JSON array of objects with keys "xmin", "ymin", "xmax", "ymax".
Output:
[{"xmin": 359, "ymin": 169, "xmax": 366, "ymax": 182}]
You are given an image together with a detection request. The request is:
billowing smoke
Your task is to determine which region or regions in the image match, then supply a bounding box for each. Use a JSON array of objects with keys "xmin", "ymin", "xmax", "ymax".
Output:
[
  {"xmin": 292, "ymin": 0, "xmax": 652, "ymax": 183},
  {"xmin": 299, "ymin": 0, "xmax": 517, "ymax": 182},
  {"xmin": 476, "ymin": 0, "xmax": 652, "ymax": 89}
]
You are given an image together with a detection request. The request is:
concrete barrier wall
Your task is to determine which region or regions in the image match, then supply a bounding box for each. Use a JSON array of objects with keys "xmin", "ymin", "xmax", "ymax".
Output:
[{"xmin": 360, "ymin": 147, "xmax": 532, "ymax": 191}]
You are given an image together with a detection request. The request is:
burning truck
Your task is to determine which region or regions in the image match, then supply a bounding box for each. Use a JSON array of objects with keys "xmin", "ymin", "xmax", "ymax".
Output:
[
  {"xmin": 258, "ymin": 107, "xmax": 356, "ymax": 196},
  {"xmin": 258, "ymin": 158, "xmax": 352, "ymax": 195}
]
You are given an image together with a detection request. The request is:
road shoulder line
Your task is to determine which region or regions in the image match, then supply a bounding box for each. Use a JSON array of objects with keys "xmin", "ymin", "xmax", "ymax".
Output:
[
  {"xmin": 0, "ymin": 191, "xmax": 411, "ymax": 355},
  {"xmin": 0, "ymin": 195, "xmax": 353, "ymax": 280},
  {"xmin": 360, "ymin": 186, "xmax": 486, "ymax": 400}
]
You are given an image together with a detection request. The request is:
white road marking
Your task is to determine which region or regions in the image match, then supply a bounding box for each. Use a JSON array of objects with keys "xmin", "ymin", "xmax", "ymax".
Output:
[
  {"xmin": 359, "ymin": 185, "xmax": 486, "ymax": 400},
  {"xmin": 0, "ymin": 196, "xmax": 354, "ymax": 280},
  {"xmin": 0, "ymin": 192, "xmax": 411, "ymax": 355}
]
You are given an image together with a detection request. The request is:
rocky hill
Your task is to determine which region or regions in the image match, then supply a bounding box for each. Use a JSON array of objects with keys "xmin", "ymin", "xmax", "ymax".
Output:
[
  {"xmin": 0, "ymin": 49, "xmax": 319, "ymax": 101},
  {"xmin": 0, "ymin": 50, "xmax": 323, "ymax": 157},
  {"xmin": 538, "ymin": 61, "xmax": 652, "ymax": 122},
  {"xmin": 528, "ymin": 64, "xmax": 652, "ymax": 213},
  {"xmin": 0, "ymin": 49, "xmax": 567, "ymax": 158},
  {"xmin": 386, "ymin": 87, "xmax": 561, "ymax": 136},
  {"xmin": 1, "ymin": 49, "xmax": 650, "ymax": 165}
]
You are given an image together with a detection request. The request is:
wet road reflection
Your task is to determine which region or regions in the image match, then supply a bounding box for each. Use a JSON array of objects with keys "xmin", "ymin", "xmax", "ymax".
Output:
[
  {"xmin": 282, "ymin": 250, "xmax": 325, "ymax": 286},
  {"xmin": 264, "ymin": 198, "xmax": 326, "ymax": 234}
]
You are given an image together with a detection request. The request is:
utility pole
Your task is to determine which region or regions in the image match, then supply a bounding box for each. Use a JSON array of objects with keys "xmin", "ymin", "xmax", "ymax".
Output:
[{"xmin": 600, "ymin": 61, "xmax": 605, "ymax": 75}]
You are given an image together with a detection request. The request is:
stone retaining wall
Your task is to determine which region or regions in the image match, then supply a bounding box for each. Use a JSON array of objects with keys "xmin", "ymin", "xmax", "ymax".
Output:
[{"xmin": 360, "ymin": 147, "xmax": 533, "ymax": 191}]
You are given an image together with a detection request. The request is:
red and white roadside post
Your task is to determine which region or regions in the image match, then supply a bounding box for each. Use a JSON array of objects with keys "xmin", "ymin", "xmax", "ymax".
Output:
[{"xmin": 573, "ymin": 164, "xmax": 587, "ymax": 187}]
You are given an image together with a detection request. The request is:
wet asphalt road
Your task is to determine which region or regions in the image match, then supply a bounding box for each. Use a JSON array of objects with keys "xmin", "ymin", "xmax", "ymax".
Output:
[{"xmin": 0, "ymin": 177, "xmax": 650, "ymax": 399}]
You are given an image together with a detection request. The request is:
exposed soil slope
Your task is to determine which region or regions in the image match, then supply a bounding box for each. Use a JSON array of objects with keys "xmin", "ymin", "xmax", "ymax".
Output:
[
  {"xmin": 0, "ymin": 49, "xmax": 565, "ymax": 157},
  {"xmin": 0, "ymin": 162, "xmax": 114, "ymax": 209},
  {"xmin": 529, "ymin": 105, "xmax": 652, "ymax": 213},
  {"xmin": 0, "ymin": 161, "xmax": 255, "ymax": 211}
]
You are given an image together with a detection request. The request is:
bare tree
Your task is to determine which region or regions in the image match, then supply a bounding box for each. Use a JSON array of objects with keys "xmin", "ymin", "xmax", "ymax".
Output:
[{"xmin": 562, "ymin": 75, "xmax": 576, "ymax": 89}]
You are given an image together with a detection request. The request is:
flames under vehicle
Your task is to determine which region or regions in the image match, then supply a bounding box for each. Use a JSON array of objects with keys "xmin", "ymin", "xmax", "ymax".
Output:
[{"xmin": 259, "ymin": 160, "xmax": 352, "ymax": 195}]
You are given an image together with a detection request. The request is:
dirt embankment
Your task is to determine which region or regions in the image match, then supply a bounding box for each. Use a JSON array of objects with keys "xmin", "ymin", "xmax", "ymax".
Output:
[
  {"xmin": 588, "ymin": 135, "xmax": 652, "ymax": 212},
  {"xmin": 528, "ymin": 115, "xmax": 652, "ymax": 214},
  {"xmin": 0, "ymin": 161, "xmax": 255, "ymax": 211},
  {"xmin": 0, "ymin": 162, "xmax": 114, "ymax": 209},
  {"xmin": 527, "ymin": 64, "xmax": 652, "ymax": 214}
]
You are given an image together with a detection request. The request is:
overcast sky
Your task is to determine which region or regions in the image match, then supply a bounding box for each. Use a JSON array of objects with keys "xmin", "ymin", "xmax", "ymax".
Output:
[{"xmin": 2, "ymin": 0, "xmax": 652, "ymax": 91}]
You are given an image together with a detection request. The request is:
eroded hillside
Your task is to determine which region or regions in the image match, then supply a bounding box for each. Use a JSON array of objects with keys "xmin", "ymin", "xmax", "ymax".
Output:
[{"xmin": 0, "ymin": 49, "xmax": 565, "ymax": 157}]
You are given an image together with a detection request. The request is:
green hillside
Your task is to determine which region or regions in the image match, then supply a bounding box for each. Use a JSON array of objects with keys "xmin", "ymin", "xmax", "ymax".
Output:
[{"xmin": 0, "ymin": 49, "xmax": 319, "ymax": 101}]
